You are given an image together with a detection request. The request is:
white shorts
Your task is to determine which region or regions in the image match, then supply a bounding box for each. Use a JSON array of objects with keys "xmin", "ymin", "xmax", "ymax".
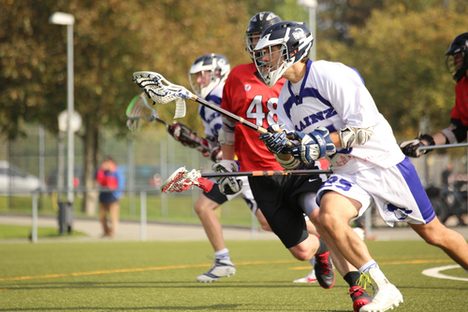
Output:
[{"xmin": 316, "ymin": 157, "xmax": 436, "ymax": 227}]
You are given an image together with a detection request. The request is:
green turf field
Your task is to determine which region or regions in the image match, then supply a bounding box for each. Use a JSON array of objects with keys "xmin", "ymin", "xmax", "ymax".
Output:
[{"xmin": 0, "ymin": 240, "xmax": 467, "ymax": 311}]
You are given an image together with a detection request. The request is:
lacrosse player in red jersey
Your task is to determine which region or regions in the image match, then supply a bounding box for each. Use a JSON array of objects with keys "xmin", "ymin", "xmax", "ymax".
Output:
[
  {"xmin": 217, "ymin": 11, "xmax": 366, "ymax": 294},
  {"xmin": 400, "ymin": 32, "xmax": 468, "ymax": 156}
]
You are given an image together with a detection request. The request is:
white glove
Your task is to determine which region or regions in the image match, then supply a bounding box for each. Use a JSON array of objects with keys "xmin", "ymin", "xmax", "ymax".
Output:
[{"xmin": 212, "ymin": 160, "xmax": 242, "ymax": 195}]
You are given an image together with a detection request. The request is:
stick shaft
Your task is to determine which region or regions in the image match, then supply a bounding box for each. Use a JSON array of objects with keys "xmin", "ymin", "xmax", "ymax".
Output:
[
  {"xmin": 418, "ymin": 142, "xmax": 468, "ymax": 151},
  {"xmin": 188, "ymin": 94, "xmax": 268, "ymax": 134},
  {"xmin": 201, "ymin": 169, "xmax": 331, "ymax": 178}
]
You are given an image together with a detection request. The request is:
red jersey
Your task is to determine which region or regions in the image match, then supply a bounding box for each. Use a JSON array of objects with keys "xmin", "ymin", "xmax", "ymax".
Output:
[
  {"xmin": 451, "ymin": 76, "xmax": 468, "ymax": 126},
  {"xmin": 221, "ymin": 63, "xmax": 285, "ymax": 171}
]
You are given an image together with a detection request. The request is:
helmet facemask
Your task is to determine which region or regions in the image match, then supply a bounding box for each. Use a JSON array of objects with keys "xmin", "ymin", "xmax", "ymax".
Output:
[
  {"xmin": 188, "ymin": 54, "xmax": 230, "ymax": 98},
  {"xmin": 445, "ymin": 32, "xmax": 468, "ymax": 81},
  {"xmin": 254, "ymin": 21, "xmax": 313, "ymax": 86},
  {"xmin": 254, "ymin": 43, "xmax": 291, "ymax": 87}
]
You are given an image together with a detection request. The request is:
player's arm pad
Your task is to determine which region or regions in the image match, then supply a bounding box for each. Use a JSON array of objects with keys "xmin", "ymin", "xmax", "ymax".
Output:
[
  {"xmin": 275, "ymin": 154, "xmax": 301, "ymax": 170},
  {"xmin": 338, "ymin": 126, "xmax": 373, "ymax": 149},
  {"xmin": 441, "ymin": 119, "xmax": 467, "ymax": 144}
]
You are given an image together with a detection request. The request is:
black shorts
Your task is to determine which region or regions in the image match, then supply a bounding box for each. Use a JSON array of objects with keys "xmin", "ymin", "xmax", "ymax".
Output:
[
  {"xmin": 203, "ymin": 183, "xmax": 228, "ymax": 205},
  {"xmin": 203, "ymin": 181, "xmax": 257, "ymax": 213},
  {"xmin": 248, "ymin": 175, "xmax": 322, "ymax": 248}
]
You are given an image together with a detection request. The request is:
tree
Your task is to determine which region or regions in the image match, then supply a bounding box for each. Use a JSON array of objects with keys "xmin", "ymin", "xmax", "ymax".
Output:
[{"xmin": 341, "ymin": 5, "xmax": 466, "ymax": 139}]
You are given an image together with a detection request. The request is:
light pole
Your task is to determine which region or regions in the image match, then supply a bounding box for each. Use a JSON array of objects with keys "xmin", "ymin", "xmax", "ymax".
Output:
[
  {"xmin": 298, "ymin": 0, "xmax": 317, "ymax": 60},
  {"xmin": 50, "ymin": 12, "xmax": 75, "ymax": 205}
]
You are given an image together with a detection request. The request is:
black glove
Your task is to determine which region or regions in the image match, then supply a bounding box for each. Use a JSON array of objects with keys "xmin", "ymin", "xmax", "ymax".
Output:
[
  {"xmin": 400, "ymin": 134, "xmax": 435, "ymax": 157},
  {"xmin": 259, "ymin": 125, "xmax": 294, "ymax": 154}
]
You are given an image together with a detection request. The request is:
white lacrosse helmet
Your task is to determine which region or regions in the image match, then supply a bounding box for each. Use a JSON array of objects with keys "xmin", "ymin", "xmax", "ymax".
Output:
[
  {"xmin": 188, "ymin": 54, "xmax": 230, "ymax": 98},
  {"xmin": 254, "ymin": 21, "xmax": 313, "ymax": 87}
]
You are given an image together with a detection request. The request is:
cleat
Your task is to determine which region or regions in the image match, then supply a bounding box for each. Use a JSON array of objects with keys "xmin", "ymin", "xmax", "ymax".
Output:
[
  {"xmin": 359, "ymin": 269, "xmax": 403, "ymax": 312},
  {"xmin": 293, "ymin": 269, "xmax": 317, "ymax": 283},
  {"xmin": 196, "ymin": 258, "xmax": 236, "ymax": 283},
  {"xmin": 314, "ymin": 251, "xmax": 335, "ymax": 289},
  {"xmin": 349, "ymin": 285, "xmax": 372, "ymax": 312}
]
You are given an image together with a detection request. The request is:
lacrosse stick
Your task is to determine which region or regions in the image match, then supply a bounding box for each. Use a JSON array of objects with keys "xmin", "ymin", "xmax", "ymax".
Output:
[
  {"xmin": 132, "ymin": 71, "xmax": 269, "ymax": 135},
  {"xmin": 126, "ymin": 92, "xmax": 175, "ymax": 129},
  {"xmin": 161, "ymin": 166, "xmax": 332, "ymax": 193},
  {"xmin": 126, "ymin": 92, "xmax": 166, "ymax": 131},
  {"xmin": 125, "ymin": 93, "xmax": 211, "ymax": 153},
  {"xmin": 418, "ymin": 142, "xmax": 468, "ymax": 151}
]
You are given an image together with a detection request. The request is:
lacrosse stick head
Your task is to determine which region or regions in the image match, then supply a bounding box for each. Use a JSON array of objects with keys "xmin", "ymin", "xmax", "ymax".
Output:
[
  {"xmin": 161, "ymin": 167, "xmax": 215, "ymax": 193},
  {"xmin": 125, "ymin": 93, "xmax": 158, "ymax": 131},
  {"xmin": 133, "ymin": 71, "xmax": 188, "ymax": 118},
  {"xmin": 161, "ymin": 167, "xmax": 201, "ymax": 193}
]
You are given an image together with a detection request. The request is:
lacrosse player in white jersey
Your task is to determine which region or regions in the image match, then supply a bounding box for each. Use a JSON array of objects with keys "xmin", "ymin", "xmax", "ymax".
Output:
[
  {"xmin": 167, "ymin": 53, "xmax": 272, "ymax": 283},
  {"xmin": 255, "ymin": 21, "xmax": 468, "ymax": 312}
]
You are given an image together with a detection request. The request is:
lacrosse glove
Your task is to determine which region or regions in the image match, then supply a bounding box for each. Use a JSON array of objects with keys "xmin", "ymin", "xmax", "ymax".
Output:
[
  {"xmin": 291, "ymin": 127, "xmax": 336, "ymax": 165},
  {"xmin": 167, "ymin": 122, "xmax": 211, "ymax": 155},
  {"xmin": 400, "ymin": 134, "xmax": 435, "ymax": 158},
  {"xmin": 206, "ymin": 135, "xmax": 223, "ymax": 162},
  {"xmin": 212, "ymin": 160, "xmax": 242, "ymax": 195},
  {"xmin": 259, "ymin": 124, "xmax": 295, "ymax": 154}
]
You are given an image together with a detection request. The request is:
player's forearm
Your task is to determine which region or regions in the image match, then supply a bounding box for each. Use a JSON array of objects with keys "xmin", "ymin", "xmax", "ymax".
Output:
[
  {"xmin": 221, "ymin": 144, "xmax": 236, "ymax": 160},
  {"xmin": 431, "ymin": 132, "xmax": 449, "ymax": 145}
]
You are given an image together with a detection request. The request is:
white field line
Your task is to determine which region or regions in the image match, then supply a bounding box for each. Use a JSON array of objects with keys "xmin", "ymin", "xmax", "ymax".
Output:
[{"xmin": 422, "ymin": 264, "xmax": 468, "ymax": 282}]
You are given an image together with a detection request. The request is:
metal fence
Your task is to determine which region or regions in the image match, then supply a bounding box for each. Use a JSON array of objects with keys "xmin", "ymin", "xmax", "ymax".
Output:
[{"xmin": 1, "ymin": 124, "xmax": 467, "ymax": 242}]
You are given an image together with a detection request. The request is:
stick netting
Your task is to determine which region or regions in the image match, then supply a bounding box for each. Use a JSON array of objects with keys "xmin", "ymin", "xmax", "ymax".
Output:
[
  {"xmin": 161, "ymin": 167, "xmax": 202, "ymax": 193},
  {"xmin": 133, "ymin": 71, "xmax": 188, "ymax": 118}
]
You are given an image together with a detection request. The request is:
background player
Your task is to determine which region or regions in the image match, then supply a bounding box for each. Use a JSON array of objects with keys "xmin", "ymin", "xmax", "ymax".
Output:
[
  {"xmin": 400, "ymin": 32, "xmax": 468, "ymax": 156},
  {"xmin": 166, "ymin": 53, "xmax": 272, "ymax": 283}
]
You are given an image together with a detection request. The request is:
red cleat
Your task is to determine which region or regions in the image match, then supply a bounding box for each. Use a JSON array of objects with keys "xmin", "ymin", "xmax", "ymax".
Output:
[
  {"xmin": 314, "ymin": 251, "xmax": 335, "ymax": 289},
  {"xmin": 349, "ymin": 285, "xmax": 372, "ymax": 312}
]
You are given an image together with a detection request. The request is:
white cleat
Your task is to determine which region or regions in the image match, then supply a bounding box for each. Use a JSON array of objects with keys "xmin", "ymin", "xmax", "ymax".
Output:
[
  {"xmin": 196, "ymin": 259, "xmax": 236, "ymax": 283},
  {"xmin": 359, "ymin": 283, "xmax": 403, "ymax": 312},
  {"xmin": 293, "ymin": 270, "xmax": 317, "ymax": 283}
]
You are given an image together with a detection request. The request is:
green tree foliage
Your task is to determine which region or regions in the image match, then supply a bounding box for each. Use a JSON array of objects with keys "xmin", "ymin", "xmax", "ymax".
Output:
[{"xmin": 339, "ymin": 4, "xmax": 466, "ymax": 138}]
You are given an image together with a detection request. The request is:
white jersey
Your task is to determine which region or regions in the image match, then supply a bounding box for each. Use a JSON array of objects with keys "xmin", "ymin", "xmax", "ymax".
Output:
[
  {"xmin": 199, "ymin": 81, "xmax": 257, "ymax": 212},
  {"xmin": 277, "ymin": 60, "xmax": 435, "ymax": 226},
  {"xmin": 277, "ymin": 60, "xmax": 405, "ymax": 174},
  {"xmin": 200, "ymin": 82, "xmax": 224, "ymax": 139}
]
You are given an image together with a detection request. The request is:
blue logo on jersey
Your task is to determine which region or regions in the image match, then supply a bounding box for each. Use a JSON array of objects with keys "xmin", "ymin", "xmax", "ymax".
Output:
[
  {"xmin": 295, "ymin": 107, "xmax": 338, "ymax": 131},
  {"xmin": 387, "ymin": 204, "xmax": 413, "ymax": 221}
]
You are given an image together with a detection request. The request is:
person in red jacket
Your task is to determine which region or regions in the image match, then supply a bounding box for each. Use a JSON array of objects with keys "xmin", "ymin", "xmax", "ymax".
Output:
[
  {"xmin": 96, "ymin": 156, "xmax": 125, "ymax": 238},
  {"xmin": 400, "ymin": 32, "xmax": 468, "ymax": 156}
]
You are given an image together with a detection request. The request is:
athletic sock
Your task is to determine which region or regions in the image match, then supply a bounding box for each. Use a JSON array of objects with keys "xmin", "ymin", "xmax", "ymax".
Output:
[
  {"xmin": 309, "ymin": 257, "xmax": 316, "ymax": 267},
  {"xmin": 344, "ymin": 271, "xmax": 361, "ymax": 287},
  {"xmin": 214, "ymin": 248, "xmax": 230, "ymax": 261},
  {"xmin": 358, "ymin": 260, "xmax": 378, "ymax": 273}
]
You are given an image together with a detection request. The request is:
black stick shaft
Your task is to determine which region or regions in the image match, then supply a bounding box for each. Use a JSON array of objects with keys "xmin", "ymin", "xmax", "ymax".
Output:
[{"xmin": 201, "ymin": 169, "xmax": 332, "ymax": 178}]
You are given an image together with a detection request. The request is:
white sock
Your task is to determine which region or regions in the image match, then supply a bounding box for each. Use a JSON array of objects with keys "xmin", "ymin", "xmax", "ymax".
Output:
[
  {"xmin": 309, "ymin": 257, "xmax": 316, "ymax": 267},
  {"xmin": 359, "ymin": 260, "xmax": 378, "ymax": 273},
  {"xmin": 215, "ymin": 248, "xmax": 230, "ymax": 260}
]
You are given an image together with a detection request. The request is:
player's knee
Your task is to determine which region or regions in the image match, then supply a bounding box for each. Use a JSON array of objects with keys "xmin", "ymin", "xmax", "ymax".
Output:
[
  {"xmin": 193, "ymin": 200, "xmax": 216, "ymax": 216},
  {"xmin": 290, "ymin": 241, "xmax": 316, "ymax": 261},
  {"xmin": 291, "ymin": 249, "xmax": 311, "ymax": 261},
  {"xmin": 259, "ymin": 221, "xmax": 272, "ymax": 232}
]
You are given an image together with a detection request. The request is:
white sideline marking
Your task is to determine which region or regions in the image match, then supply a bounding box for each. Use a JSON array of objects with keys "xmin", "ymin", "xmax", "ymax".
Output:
[{"xmin": 422, "ymin": 265, "xmax": 468, "ymax": 282}]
